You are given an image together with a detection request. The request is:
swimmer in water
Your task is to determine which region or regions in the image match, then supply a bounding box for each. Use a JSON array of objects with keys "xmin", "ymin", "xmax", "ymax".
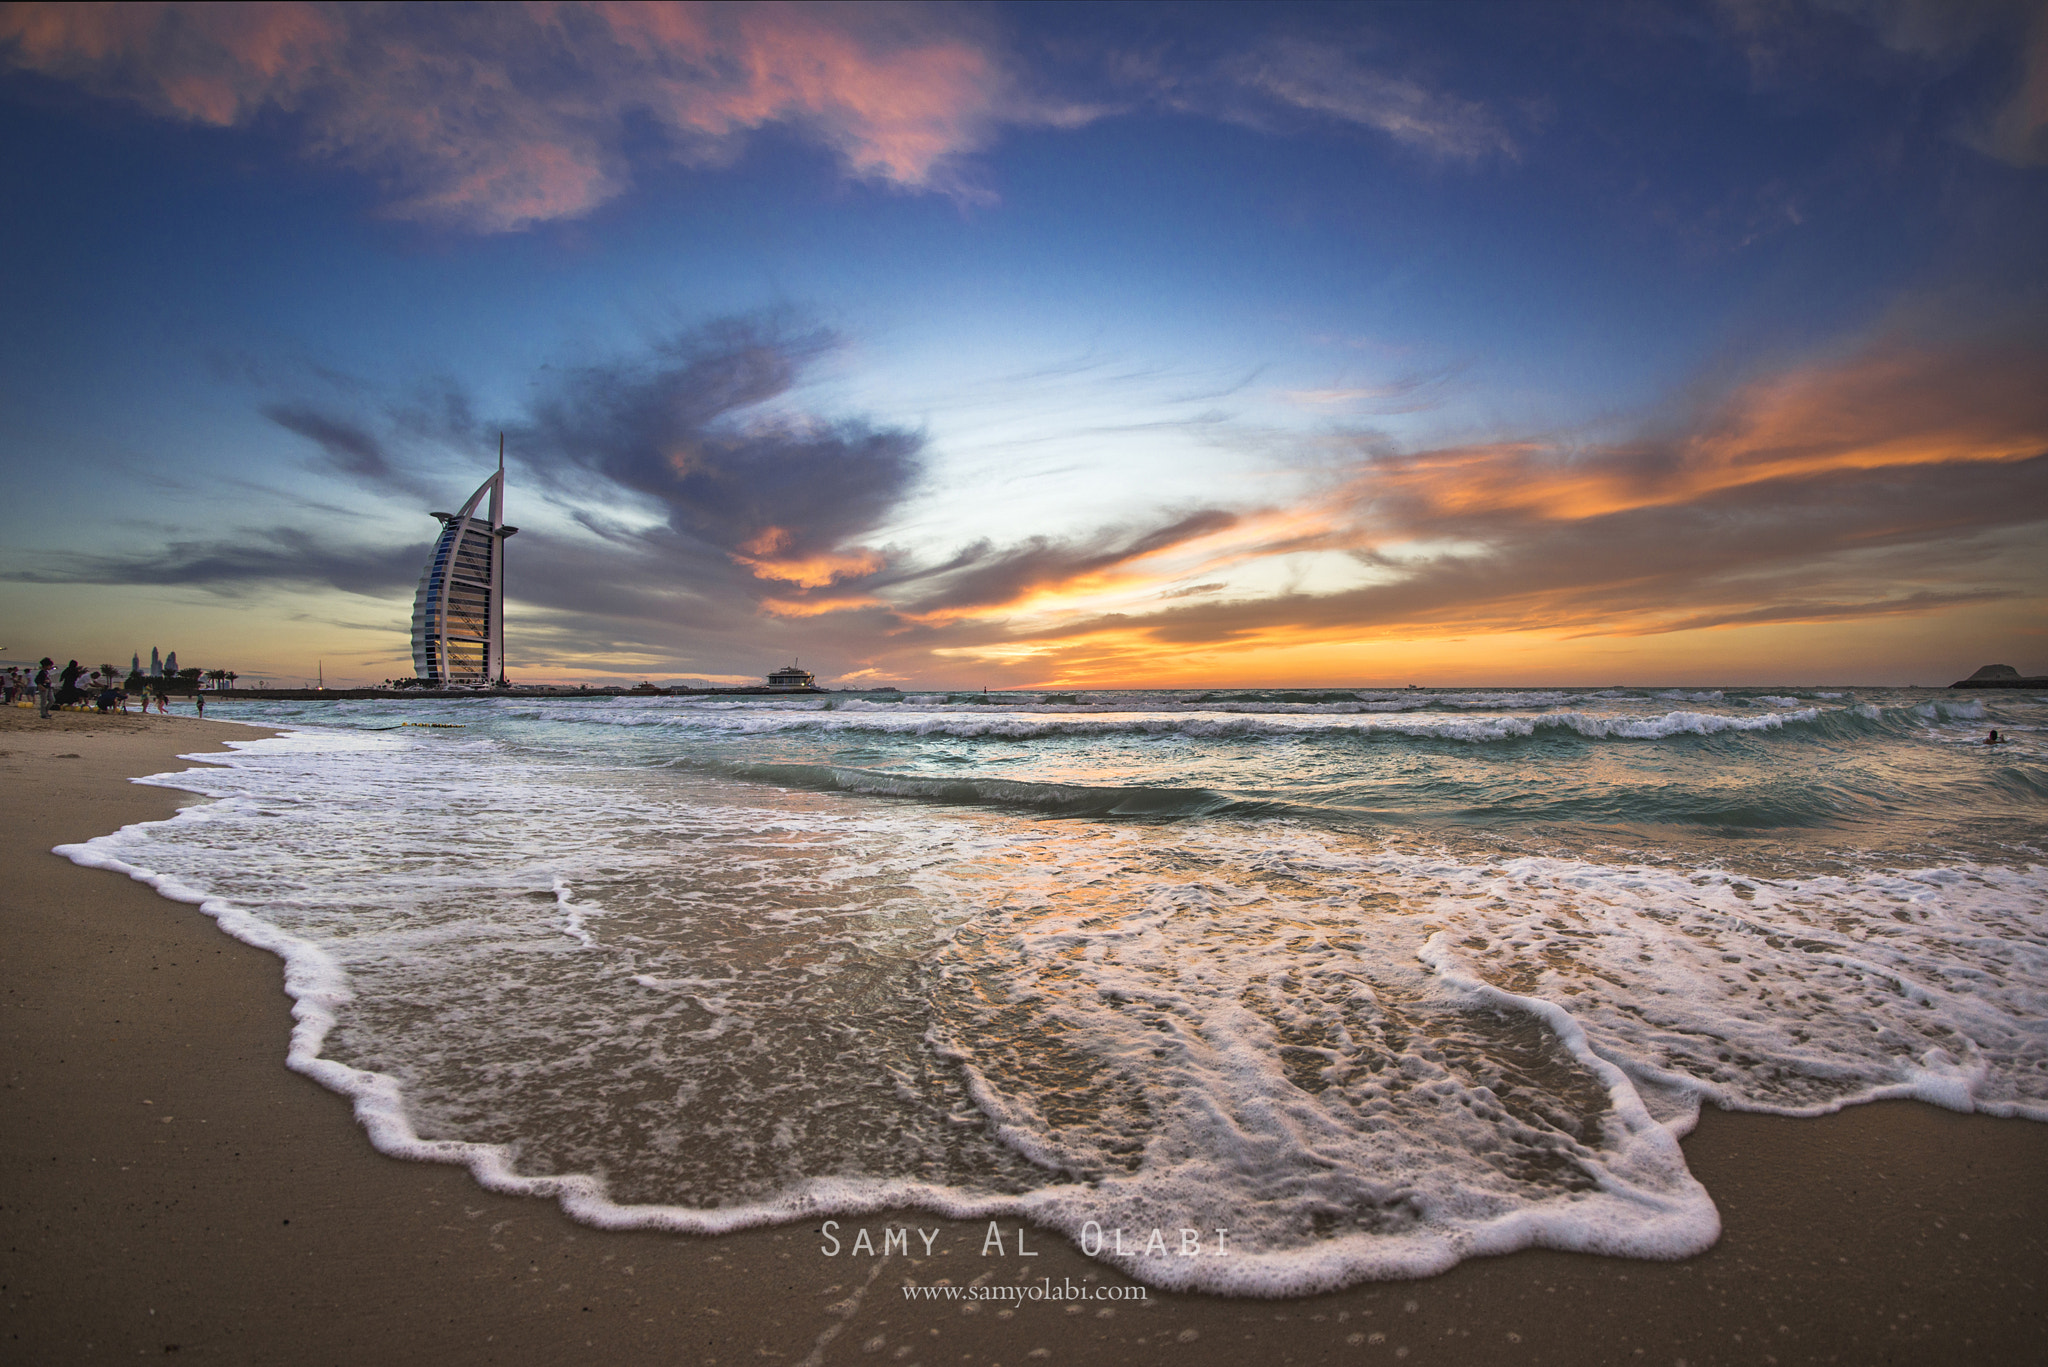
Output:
[{"xmin": 1985, "ymin": 729, "xmax": 2004, "ymax": 745}]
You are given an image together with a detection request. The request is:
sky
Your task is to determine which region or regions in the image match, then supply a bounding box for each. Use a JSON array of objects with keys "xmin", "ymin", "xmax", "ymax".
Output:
[{"xmin": 2, "ymin": 0, "xmax": 2044, "ymax": 689}]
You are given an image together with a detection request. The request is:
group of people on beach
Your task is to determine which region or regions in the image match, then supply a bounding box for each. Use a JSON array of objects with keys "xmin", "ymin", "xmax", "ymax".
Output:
[{"xmin": 6, "ymin": 658, "xmax": 199, "ymax": 719}]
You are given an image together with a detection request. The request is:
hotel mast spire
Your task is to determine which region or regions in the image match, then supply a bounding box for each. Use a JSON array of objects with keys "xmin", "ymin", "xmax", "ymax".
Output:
[{"xmin": 410, "ymin": 438, "xmax": 518, "ymax": 687}]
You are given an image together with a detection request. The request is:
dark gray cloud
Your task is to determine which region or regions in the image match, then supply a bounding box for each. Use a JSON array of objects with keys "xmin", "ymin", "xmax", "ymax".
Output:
[
  {"xmin": 263, "ymin": 403, "xmax": 395, "ymax": 482},
  {"xmin": 7, "ymin": 530, "xmax": 424, "ymax": 598},
  {"xmin": 261, "ymin": 370, "xmax": 491, "ymax": 501},
  {"xmin": 517, "ymin": 317, "xmax": 925, "ymax": 562}
]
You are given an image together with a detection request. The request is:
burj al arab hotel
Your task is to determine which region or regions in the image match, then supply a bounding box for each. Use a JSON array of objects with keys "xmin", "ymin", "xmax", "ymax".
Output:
[{"xmin": 410, "ymin": 445, "xmax": 517, "ymax": 686}]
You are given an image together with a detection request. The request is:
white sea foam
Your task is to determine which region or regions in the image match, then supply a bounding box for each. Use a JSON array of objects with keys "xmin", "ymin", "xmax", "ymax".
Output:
[{"xmin": 52, "ymin": 697, "xmax": 2047, "ymax": 1295}]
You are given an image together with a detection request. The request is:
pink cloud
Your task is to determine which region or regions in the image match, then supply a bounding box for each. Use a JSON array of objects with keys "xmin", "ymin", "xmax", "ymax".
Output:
[
  {"xmin": 0, "ymin": 2, "xmax": 340, "ymax": 124},
  {"xmin": 0, "ymin": 2, "xmax": 1037, "ymax": 230}
]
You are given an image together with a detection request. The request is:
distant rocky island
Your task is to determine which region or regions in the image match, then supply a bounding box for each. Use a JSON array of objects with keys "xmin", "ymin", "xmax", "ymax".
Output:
[{"xmin": 1950, "ymin": 664, "xmax": 2048, "ymax": 689}]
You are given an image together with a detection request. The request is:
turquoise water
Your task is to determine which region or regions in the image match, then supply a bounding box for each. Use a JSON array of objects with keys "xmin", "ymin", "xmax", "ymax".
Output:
[{"xmin": 64, "ymin": 685, "xmax": 2048, "ymax": 1294}]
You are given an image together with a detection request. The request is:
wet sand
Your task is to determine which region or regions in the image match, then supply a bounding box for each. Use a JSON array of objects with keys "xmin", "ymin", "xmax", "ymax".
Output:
[{"xmin": 2, "ymin": 705, "xmax": 2044, "ymax": 1364}]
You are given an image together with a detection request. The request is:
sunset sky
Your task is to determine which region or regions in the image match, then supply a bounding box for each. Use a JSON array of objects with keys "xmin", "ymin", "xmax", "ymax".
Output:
[{"xmin": 3, "ymin": 1, "xmax": 2044, "ymax": 688}]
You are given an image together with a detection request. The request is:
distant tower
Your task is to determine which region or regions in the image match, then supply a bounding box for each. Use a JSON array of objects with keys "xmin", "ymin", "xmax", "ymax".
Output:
[
  {"xmin": 150, "ymin": 647, "xmax": 162, "ymax": 678},
  {"xmin": 410, "ymin": 438, "xmax": 517, "ymax": 687},
  {"xmin": 165, "ymin": 651, "xmax": 177, "ymax": 676},
  {"xmin": 131, "ymin": 652, "xmax": 140, "ymax": 677}
]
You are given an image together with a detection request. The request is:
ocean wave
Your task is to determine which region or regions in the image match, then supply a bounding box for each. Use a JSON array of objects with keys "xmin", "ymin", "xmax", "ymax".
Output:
[
  {"xmin": 1918, "ymin": 699, "xmax": 1989, "ymax": 721},
  {"xmin": 707, "ymin": 761, "xmax": 1277, "ymax": 820},
  {"xmin": 633, "ymin": 705, "xmax": 1836, "ymax": 745}
]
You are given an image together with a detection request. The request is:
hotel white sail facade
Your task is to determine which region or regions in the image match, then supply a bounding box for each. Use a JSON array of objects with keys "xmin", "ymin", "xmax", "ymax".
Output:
[{"xmin": 410, "ymin": 454, "xmax": 516, "ymax": 687}]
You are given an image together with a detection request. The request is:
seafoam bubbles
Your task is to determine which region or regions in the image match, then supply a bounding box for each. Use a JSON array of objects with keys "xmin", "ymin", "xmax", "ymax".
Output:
[
  {"xmin": 915, "ymin": 826, "xmax": 1719, "ymax": 1291},
  {"xmin": 54, "ymin": 704, "xmax": 2048, "ymax": 1296},
  {"xmin": 1410, "ymin": 856, "xmax": 2048, "ymax": 1121},
  {"xmin": 65, "ymin": 725, "xmax": 1722, "ymax": 1291},
  {"xmin": 89, "ymin": 726, "xmax": 1059, "ymax": 1207}
]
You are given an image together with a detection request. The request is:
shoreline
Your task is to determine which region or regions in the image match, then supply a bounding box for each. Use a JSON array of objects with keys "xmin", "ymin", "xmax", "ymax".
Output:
[{"xmin": 2, "ymin": 708, "xmax": 2044, "ymax": 1364}]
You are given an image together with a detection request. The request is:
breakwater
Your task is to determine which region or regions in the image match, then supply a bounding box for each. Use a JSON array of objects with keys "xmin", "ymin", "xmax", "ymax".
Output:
[{"xmin": 210, "ymin": 686, "xmax": 827, "ymax": 702}]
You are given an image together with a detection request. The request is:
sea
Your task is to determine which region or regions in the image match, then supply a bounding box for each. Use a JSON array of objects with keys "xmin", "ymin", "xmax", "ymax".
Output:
[{"xmin": 60, "ymin": 685, "xmax": 2048, "ymax": 1295}]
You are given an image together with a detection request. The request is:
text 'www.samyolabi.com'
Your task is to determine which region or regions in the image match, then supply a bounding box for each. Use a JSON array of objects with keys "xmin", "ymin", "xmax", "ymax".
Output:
[{"xmin": 902, "ymin": 1279, "xmax": 1148, "ymax": 1303}]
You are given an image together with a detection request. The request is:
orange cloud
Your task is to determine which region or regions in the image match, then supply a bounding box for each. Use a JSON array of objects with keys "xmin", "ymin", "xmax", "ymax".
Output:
[
  {"xmin": 731, "ymin": 524, "xmax": 886, "ymax": 588},
  {"xmin": 759, "ymin": 592, "xmax": 884, "ymax": 618},
  {"xmin": 739, "ymin": 525, "xmax": 790, "ymax": 555},
  {"xmin": 738, "ymin": 547, "xmax": 886, "ymax": 588},
  {"xmin": 1354, "ymin": 339, "xmax": 2048, "ymax": 525},
  {"xmin": 0, "ymin": 2, "xmax": 1040, "ymax": 230}
]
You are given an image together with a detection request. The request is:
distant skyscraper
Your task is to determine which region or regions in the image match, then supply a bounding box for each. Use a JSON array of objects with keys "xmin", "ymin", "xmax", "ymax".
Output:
[
  {"xmin": 411, "ymin": 445, "xmax": 516, "ymax": 687},
  {"xmin": 165, "ymin": 651, "xmax": 177, "ymax": 675},
  {"xmin": 150, "ymin": 646, "xmax": 162, "ymax": 678}
]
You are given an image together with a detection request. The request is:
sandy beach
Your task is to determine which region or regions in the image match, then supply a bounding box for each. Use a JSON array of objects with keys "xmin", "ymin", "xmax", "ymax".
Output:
[{"xmin": 2, "ymin": 705, "xmax": 2044, "ymax": 1366}]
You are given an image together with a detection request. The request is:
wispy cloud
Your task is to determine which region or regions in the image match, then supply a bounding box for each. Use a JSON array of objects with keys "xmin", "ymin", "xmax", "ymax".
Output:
[
  {"xmin": 1226, "ymin": 36, "xmax": 1514, "ymax": 161},
  {"xmin": 1715, "ymin": 0, "xmax": 2048, "ymax": 168},
  {"xmin": 1280, "ymin": 364, "xmax": 1462, "ymax": 415},
  {"xmin": 1961, "ymin": 1, "xmax": 2048, "ymax": 166},
  {"xmin": 0, "ymin": 2, "xmax": 1056, "ymax": 230},
  {"xmin": 890, "ymin": 509, "xmax": 1242, "ymax": 622}
]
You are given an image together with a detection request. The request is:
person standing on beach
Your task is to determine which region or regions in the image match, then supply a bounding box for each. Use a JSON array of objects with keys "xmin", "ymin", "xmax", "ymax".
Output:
[
  {"xmin": 194, "ymin": 691, "xmax": 204, "ymax": 717},
  {"xmin": 35, "ymin": 657, "xmax": 54, "ymax": 718},
  {"xmin": 56, "ymin": 660, "xmax": 83, "ymax": 710}
]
